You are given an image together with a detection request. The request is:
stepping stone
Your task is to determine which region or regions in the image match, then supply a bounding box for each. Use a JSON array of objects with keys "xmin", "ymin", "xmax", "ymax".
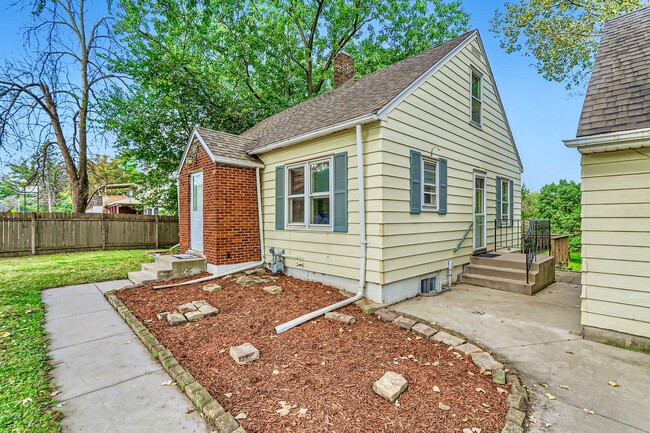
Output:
[
  {"xmin": 230, "ymin": 343, "xmax": 259, "ymax": 366},
  {"xmin": 166, "ymin": 312, "xmax": 187, "ymax": 326},
  {"xmin": 412, "ymin": 323, "xmax": 437, "ymax": 338},
  {"xmin": 506, "ymin": 407, "xmax": 526, "ymax": 426},
  {"xmin": 324, "ymin": 311, "xmax": 356, "ymax": 324},
  {"xmin": 236, "ymin": 276, "xmax": 258, "ymax": 286},
  {"xmin": 199, "ymin": 305, "xmax": 219, "ymax": 317},
  {"xmin": 203, "ymin": 283, "xmax": 222, "ymax": 292},
  {"xmin": 501, "ymin": 421, "xmax": 524, "ymax": 433},
  {"xmin": 506, "ymin": 393, "xmax": 525, "ymax": 410},
  {"xmin": 470, "ymin": 351, "xmax": 504, "ymax": 371},
  {"xmin": 492, "ymin": 369, "xmax": 507, "ymax": 384},
  {"xmin": 156, "ymin": 311, "xmax": 170, "ymax": 321},
  {"xmin": 372, "ymin": 371, "xmax": 408, "ymax": 402},
  {"xmin": 392, "ymin": 316, "xmax": 417, "ymax": 330},
  {"xmin": 375, "ymin": 309, "xmax": 398, "ymax": 323},
  {"xmin": 185, "ymin": 311, "xmax": 204, "ymax": 322},
  {"xmin": 456, "ymin": 342, "xmax": 481, "ymax": 355},
  {"xmin": 177, "ymin": 302, "xmax": 197, "ymax": 313},
  {"xmin": 192, "ymin": 300, "xmax": 210, "ymax": 309},
  {"xmin": 263, "ymin": 285, "xmax": 282, "ymax": 295},
  {"xmin": 431, "ymin": 331, "xmax": 465, "ymax": 347}
]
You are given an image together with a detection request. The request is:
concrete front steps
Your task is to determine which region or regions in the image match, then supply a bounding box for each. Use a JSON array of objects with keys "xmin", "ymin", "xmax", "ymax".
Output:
[
  {"xmin": 460, "ymin": 253, "xmax": 555, "ymax": 296},
  {"xmin": 128, "ymin": 254, "xmax": 207, "ymax": 285}
]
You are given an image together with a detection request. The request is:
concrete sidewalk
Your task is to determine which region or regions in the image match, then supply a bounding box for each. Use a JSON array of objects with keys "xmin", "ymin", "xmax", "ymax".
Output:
[
  {"xmin": 393, "ymin": 272, "xmax": 650, "ymax": 433},
  {"xmin": 43, "ymin": 280, "xmax": 210, "ymax": 433}
]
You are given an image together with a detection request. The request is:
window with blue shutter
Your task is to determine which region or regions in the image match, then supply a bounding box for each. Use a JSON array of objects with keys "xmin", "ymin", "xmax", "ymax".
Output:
[
  {"xmin": 438, "ymin": 158, "xmax": 448, "ymax": 215},
  {"xmin": 509, "ymin": 179, "xmax": 514, "ymax": 226},
  {"xmin": 496, "ymin": 176, "xmax": 502, "ymax": 227},
  {"xmin": 275, "ymin": 166, "xmax": 285, "ymax": 230},
  {"xmin": 333, "ymin": 152, "xmax": 348, "ymax": 232},
  {"xmin": 410, "ymin": 150, "xmax": 422, "ymax": 214}
]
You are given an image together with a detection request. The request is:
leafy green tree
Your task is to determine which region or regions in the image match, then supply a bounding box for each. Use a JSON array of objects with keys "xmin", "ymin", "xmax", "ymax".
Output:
[
  {"xmin": 490, "ymin": 0, "xmax": 644, "ymax": 89},
  {"xmin": 105, "ymin": 0, "xmax": 469, "ymax": 211},
  {"xmin": 537, "ymin": 180, "xmax": 582, "ymax": 252},
  {"xmin": 521, "ymin": 183, "xmax": 539, "ymax": 219}
]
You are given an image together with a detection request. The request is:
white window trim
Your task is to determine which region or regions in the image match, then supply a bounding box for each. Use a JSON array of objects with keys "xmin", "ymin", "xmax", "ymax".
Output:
[
  {"xmin": 501, "ymin": 178, "xmax": 510, "ymax": 227},
  {"xmin": 421, "ymin": 157, "xmax": 439, "ymax": 211},
  {"xmin": 470, "ymin": 67, "xmax": 482, "ymax": 128},
  {"xmin": 285, "ymin": 156, "xmax": 334, "ymax": 231}
]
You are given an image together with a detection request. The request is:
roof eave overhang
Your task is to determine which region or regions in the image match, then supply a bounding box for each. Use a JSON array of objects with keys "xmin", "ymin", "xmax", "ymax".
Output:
[
  {"xmin": 563, "ymin": 127, "xmax": 650, "ymax": 154},
  {"xmin": 248, "ymin": 113, "xmax": 379, "ymax": 155},
  {"xmin": 175, "ymin": 127, "xmax": 264, "ymax": 176}
]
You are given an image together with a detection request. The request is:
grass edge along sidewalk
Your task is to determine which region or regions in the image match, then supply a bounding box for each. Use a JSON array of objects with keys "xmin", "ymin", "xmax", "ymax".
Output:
[{"xmin": 0, "ymin": 250, "xmax": 155, "ymax": 433}]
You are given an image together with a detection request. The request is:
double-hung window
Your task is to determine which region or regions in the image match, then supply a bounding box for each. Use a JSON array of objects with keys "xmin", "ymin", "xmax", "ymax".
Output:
[
  {"xmin": 470, "ymin": 69, "xmax": 482, "ymax": 127},
  {"xmin": 422, "ymin": 159, "xmax": 438, "ymax": 210},
  {"xmin": 501, "ymin": 178, "xmax": 510, "ymax": 226},
  {"xmin": 286, "ymin": 158, "xmax": 331, "ymax": 228}
]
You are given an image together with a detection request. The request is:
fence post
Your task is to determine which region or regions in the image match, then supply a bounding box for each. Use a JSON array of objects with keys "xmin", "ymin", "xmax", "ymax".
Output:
[
  {"xmin": 154, "ymin": 215, "xmax": 159, "ymax": 249},
  {"xmin": 101, "ymin": 213, "xmax": 107, "ymax": 250},
  {"xmin": 30, "ymin": 212, "xmax": 36, "ymax": 255}
]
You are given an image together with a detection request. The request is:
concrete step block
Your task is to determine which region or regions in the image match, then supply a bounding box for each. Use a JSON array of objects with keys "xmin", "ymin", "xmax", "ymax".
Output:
[
  {"xmin": 460, "ymin": 273, "xmax": 534, "ymax": 296},
  {"xmin": 465, "ymin": 264, "xmax": 537, "ymax": 283},
  {"xmin": 127, "ymin": 270, "xmax": 159, "ymax": 285}
]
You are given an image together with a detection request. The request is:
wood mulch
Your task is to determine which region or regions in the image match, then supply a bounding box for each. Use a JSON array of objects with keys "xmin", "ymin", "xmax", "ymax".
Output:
[{"xmin": 116, "ymin": 271, "xmax": 508, "ymax": 433}]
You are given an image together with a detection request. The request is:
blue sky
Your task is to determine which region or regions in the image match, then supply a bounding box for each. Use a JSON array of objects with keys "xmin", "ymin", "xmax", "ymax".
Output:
[{"xmin": 0, "ymin": 1, "xmax": 584, "ymax": 191}]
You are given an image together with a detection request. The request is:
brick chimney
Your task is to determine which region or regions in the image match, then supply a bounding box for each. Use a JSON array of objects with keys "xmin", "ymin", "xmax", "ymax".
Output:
[{"xmin": 334, "ymin": 52, "xmax": 354, "ymax": 88}]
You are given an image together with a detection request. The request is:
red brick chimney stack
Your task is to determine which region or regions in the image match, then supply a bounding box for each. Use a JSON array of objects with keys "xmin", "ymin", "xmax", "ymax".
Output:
[{"xmin": 334, "ymin": 52, "xmax": 355, "ymax": 88}]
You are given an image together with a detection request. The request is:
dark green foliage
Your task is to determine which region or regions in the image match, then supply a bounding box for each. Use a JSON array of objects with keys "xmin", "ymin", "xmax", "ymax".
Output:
[{"xmin": 537, "ymin": 180, "xmax": 582, "ymax": 253}]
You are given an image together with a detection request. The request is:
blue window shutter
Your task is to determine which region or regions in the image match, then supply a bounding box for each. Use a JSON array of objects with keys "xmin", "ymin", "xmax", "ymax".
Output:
[
  {"xmin": 333, "ymin": 152, "xmax": 348, "ymax": 232},
  {"xmin": 410, "ymin": 150, "xmax": 422, "ymax": 214},
  {"xmin": 438, "ymin": 158, "xmax": 448, "ymax": 215},
  {"xmin": 496, "ymin": 176, "xmax": 502, "ymax": 228},
  {"xmin": 509, "ymin": 179, "xmax": 514, "ymax": 226},
  {"xmin": 275, "ymin": 166, "xmax": 285, "ymax": 230}
]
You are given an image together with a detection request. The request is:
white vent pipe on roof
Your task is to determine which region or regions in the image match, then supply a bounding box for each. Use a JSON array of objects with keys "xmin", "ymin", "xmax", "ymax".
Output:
[{"xmin": 274, "ymin": 123, "xmax": 367, "ymax": 334}]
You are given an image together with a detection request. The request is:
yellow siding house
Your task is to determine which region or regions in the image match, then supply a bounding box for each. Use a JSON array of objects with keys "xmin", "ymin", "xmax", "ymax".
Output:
[
  {"xmin": 179, "ymin": 30, "xmax": 524, "ymax": 306},
  {"xmin": 565, "ymin": 7, "xmax": 650, "ymax": 348}
]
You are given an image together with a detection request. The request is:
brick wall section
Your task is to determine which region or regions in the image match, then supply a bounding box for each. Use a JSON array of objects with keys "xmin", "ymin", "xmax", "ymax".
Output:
[{"xmin": 178, "ymin": 140, "xmax": 261, "ymax": 265}]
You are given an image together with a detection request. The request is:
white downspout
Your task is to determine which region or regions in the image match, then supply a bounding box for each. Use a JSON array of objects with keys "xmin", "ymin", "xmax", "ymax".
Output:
[
  {"xmin": 274, "ymin": 124, "xmax": 367, "ymax": 334},
  {"xmin": 154, "ymin": 167, "xmax": 266, "ymax": 289}
]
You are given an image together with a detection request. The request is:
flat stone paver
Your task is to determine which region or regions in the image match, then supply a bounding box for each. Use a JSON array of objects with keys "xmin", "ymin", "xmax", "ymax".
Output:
[
  {"xmin": 43, "ymin": 281, "xmax": 209, "ymax": 433},
  {"xmin": 393, "ymin": 272, "xmax": 650, "ymax": 433}
]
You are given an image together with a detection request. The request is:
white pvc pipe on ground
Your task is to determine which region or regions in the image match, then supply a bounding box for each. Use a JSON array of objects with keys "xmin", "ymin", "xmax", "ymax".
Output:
[{"xmin": 274, "ymin": 124, "xmax": 368, "ymax": 334}]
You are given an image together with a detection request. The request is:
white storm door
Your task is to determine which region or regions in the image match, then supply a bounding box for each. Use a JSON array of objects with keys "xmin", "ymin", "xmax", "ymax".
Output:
[
  {"xmin": 473, "ymin": 172, "xmax": 487, "ymax": 251},
  {"xmin": 190, "ymin": 172, "xmax": 204, "ymax": 252}
]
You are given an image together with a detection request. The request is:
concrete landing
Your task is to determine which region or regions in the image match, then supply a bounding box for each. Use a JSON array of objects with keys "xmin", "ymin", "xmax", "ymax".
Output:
[
  {"xmin": 393, "ymin": 272, "xmax": 650, "ymax": 433},
  {"xmin": 128, "ymin": 253, "xmax": 206, "ymax": 285},
  {"xmin": 43, "ymin": 280, "xmax": 210, "ymax": 433}
]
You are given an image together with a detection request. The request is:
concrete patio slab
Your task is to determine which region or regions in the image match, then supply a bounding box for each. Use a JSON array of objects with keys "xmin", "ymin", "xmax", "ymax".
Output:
[
  {"xmin": 94, "ymin": 279, "xmax": 132, "ymax": 293},
  {"xmin": 46, "ymin": 308, "xmax": 134, "ymax": 351},
  {"xmin": 393, "ymin": 271, "xmax": 650, "ymax": 433},
  {"xmin": 58, "ymin": 370, "xmax": 204, "ymax": 433},
  {"xmin": 43, "ymin": 280, "xmax": 209, "ymax": 433}
]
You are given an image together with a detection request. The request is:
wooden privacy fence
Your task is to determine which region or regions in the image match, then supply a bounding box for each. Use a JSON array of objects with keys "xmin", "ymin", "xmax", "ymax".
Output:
[{"xmin": 0, "ymin": 212, "xmax": 179, "ymax": 257}]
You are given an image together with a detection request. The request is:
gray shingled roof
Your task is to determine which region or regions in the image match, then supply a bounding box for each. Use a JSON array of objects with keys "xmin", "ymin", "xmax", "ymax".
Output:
[
  {"xmin": 194, "ymin": 126, "xmax": 261, "ymax": 164},
  {"xmin": 242, "ymin": 31, "xmax": 476, "ymax": 149},
  {"xmin": 577, "ymin": 7, "xmax": 650, "ymax": 137}
]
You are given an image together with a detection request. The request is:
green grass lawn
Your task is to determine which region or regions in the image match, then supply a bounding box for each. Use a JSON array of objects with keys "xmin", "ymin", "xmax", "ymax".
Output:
[
  {"xmin": 0, "ymin": 250, "xmax": 155, "ymax": 433},
  {"xmin": 568, "ymin": 252, "xmax": 582, "ymax": 272}
]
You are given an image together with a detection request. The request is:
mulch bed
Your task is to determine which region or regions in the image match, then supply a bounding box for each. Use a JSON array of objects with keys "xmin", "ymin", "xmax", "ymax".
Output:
[{"xmin": 116, "ymin": 272, "xmax": 508, "ymax": 433}]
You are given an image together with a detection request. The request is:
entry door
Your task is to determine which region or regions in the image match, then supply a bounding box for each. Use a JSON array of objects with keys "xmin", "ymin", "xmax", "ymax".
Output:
[
  {"xmin": 473, "ymin": 173, "xmax": 487, "ymax": 251},
  {"xmin": 190, "ymin": 172, "xmax": 204, "ymax": 252}
]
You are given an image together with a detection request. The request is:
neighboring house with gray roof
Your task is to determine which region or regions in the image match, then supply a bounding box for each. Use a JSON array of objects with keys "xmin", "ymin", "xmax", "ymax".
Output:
[
  {"xmin": 177, "ymin": 30, "xmax": 525, "ymax": 305},
  {"xmin": 565, "ymin": 7, "xmax": 650, "ymax": 348}
]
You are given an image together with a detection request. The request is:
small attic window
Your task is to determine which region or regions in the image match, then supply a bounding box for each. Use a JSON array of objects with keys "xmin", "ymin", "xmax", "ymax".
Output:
[{"xmin": 470, "ymin": 69, "xmax": 482, "ymax": 127}]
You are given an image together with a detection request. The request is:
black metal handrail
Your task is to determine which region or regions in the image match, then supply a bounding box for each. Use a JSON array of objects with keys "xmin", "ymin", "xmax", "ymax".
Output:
[
  {"xmin": 492, "ymin": 218, "xmax": 551, "ymax": 284},
  {"xmin": 522, "ymin": 219, "xmax": 551, "ymax": 283}
]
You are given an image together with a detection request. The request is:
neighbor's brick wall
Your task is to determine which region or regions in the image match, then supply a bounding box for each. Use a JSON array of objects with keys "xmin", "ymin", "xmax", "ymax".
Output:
[{"xmin": 178, "ymin": 140, "xmax": 261, "ymax": 265}]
